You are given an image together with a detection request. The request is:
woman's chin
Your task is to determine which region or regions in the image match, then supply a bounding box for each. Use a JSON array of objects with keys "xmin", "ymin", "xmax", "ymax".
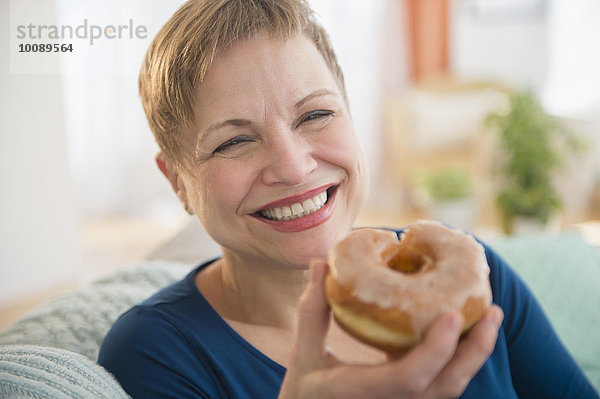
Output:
[{"xmin": 276, "ymin": 225, "xmax": 350, "ymax": 267}]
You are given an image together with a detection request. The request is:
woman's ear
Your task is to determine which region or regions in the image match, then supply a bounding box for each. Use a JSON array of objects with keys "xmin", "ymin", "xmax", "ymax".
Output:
[
  {"xmin": 155, "ymin": 152, "xmax": 194, "ymax": 215},
  {"xmin": 155, "ymin": 152, "xmax": 178, "ymax": 192}
]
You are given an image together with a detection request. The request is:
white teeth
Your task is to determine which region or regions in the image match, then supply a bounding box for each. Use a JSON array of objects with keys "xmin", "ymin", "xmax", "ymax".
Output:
[
  {"xmin": 274, "ymin": 208, "xmax": 283, "ymax": 219},
  {"xmin": 302, "ymin": 198, "xmax": 316, "ymax": 212},
  {"xmin": 291, "ymin": 203, "xmax": 303, "ymax": 215},
  {"xmin": 259, "ymin": 190, "xmax": 329, "ymax": 221}
]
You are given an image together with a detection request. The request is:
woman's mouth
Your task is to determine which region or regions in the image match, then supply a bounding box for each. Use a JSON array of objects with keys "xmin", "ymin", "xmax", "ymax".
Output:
[
  {"xmin": 258, "ymin": 190, "xmax": 328, "ymax": 221},
  {"xmin": 252, "ymin": 185, "xmax": 338, "ymax": 232}
]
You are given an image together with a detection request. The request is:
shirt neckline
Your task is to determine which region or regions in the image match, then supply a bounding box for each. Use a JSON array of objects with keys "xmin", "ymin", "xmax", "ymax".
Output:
[{"xmin": 185, "ymin": 259, "xmax": 287, "ymax": 375}]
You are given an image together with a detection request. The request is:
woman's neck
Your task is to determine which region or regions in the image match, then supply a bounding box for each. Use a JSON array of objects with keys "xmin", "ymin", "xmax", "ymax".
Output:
[{"xmin": 196, "ymin": 250, "xmax": 309, "ymax": 330}]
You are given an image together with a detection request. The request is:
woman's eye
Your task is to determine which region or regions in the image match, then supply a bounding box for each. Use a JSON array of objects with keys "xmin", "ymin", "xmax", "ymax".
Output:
[
  {"xmin": 298, "ymin": 110, "xmax": 334, "ymax": 126},
  {"xmin": 212, "ymin": 136, "xmax": 252, "ymax": 154}
]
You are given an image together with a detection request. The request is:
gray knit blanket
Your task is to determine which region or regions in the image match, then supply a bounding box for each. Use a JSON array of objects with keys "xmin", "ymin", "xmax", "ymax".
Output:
[
  {"xmin": 0, "ymin": 260, "xmax": 192, "ymax": 398},
  {"xmin": 0, "ymin": 345, "xmax": 130, "ymax": 399}
]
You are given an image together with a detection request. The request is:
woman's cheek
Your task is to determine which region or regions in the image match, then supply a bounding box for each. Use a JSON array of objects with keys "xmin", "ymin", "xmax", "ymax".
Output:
[
  {"xmin": 317, "ymin": 124, "xmax": 364, "ymax": 170},
  {"xmin": 207, "ymin": 161, "xmax": 257, "ymax": 208}
]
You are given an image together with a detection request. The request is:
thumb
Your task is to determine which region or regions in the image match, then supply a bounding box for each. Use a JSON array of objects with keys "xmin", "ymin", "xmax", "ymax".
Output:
[{"xmin": 294, "ymin": 260, "xmax": 332, "ymax": 365}]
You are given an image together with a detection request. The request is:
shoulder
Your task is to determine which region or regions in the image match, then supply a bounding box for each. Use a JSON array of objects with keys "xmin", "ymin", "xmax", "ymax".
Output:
[
  {"xmin": 98, "ymin": 305, "xmax": 192, "ymax": 374},
  {"xmin": 99, "ymin": 305, "xmax": 220, "ymax": 398},
  {"xmin": 98, "ymin": 265, "xmax": 220, "ymax": 398},
  {"xmin": 98, "ymin": 263, "xmax": 210, "ymax": 370}
]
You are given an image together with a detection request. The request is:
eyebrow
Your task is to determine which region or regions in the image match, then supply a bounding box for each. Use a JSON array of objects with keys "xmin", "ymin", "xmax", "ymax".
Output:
[
  {"xmin": 204, "ymin": 118, "xmax": 251, "ymax": 136},
  {"xmin": 194, "ymin": 88, "xmax": 337, "ymax": 152},
  {"xmin": 294, "ymin": 88, "xmax": 337, "ymax": 109}
]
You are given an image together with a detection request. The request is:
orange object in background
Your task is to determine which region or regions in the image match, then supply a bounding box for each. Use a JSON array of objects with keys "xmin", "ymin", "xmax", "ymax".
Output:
[{"xmin": 405, "ymin": 0, "xmax": 449, "ymax": 82}]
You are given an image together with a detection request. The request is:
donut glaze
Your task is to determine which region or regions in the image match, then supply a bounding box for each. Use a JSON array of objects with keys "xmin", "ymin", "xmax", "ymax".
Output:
[{"xmin": 325, "ymin": 221, "xmax": 492, "ymax": 352}]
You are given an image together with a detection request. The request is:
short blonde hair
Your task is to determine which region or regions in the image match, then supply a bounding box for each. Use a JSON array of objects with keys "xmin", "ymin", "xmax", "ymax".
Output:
[{"xmin": 139, "ymin": 0, "xmax": 346, "ymax": 167}]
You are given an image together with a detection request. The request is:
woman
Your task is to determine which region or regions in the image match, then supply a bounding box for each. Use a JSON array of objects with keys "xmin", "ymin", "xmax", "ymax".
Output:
[{"xmin": 98, "ymin": 1, "xmax": 598, "ymax": 398}]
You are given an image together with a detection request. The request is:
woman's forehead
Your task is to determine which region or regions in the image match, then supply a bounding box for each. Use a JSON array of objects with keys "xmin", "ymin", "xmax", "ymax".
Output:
[{"xmin": 196, "ymin": 34, "xmax": 339, "ymax": 106}]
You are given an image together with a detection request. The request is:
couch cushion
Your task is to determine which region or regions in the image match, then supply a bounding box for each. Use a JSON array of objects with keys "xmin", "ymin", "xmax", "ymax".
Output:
[
  {"xmin": 0, "ymin": 345, "xmax": 130, "ymax": 398},
  {"xmin": 489, "ymin": 232, "xmax": 600, "ymax": 391},
  {"xmin": 0, "ymin": 261, "xmax": 191, "ymax": 361}
]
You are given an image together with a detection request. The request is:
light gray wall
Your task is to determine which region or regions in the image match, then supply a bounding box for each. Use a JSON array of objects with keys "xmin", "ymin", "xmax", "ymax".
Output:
[
  {"xmin": 0, "ymin": 0, "xmax": 82, "ymax": 305},
  {"xmin": 450, "ymin": 0, "xmax": 549, "ymax": 91}
]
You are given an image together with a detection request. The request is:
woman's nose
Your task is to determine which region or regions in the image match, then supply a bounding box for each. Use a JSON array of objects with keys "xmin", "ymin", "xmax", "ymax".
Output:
[{"xmin": 261, "ymin": 132, "xmax": 318, "ymax": 186}]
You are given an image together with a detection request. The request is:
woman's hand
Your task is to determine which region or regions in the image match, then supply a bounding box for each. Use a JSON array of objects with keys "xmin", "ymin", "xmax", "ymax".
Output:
[{"xmin": 278, "ymin": 261, "xmax": 504, "ymax": 399}]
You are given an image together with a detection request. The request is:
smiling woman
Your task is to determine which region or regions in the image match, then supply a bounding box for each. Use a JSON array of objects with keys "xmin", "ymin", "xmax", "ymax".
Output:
[
  {"xmin": 96, "ymin": 1, "xmax": 598, "ymax": 399},
  {"xmin": 159, "ymin": 32, "xmax": 367, "ymax": 267}
]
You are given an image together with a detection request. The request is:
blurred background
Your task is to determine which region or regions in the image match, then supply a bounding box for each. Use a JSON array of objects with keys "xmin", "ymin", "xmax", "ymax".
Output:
[{"xmin": 1, "ymin": 0, "xmax": 600, "ymax": 328}]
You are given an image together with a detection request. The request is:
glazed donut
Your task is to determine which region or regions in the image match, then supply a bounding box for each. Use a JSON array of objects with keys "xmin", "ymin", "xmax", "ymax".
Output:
[{"xmin": 325, "ymin": 220, "xmax": 492, "ymax": 352}]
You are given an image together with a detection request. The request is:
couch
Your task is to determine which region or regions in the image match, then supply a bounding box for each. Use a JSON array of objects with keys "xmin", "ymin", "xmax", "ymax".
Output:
[{"xmin": 1, "ymin": 225, "xmax": 599, "ymax": 397}]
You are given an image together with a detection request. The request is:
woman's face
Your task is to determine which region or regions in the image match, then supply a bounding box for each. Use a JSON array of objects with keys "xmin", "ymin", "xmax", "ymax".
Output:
[{"xmin": 177, "ymin": 33, "xmax": 369, "ymax": 268}]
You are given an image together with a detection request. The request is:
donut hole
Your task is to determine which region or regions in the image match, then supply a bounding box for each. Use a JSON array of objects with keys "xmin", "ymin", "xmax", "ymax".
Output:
[{"xmin": 386, "ymin": 249, "xmax": 429, "ymax": 274}]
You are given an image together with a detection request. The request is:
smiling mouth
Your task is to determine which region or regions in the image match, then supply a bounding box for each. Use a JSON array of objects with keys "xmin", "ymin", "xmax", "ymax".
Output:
[{"xmin": 255, "ymin": 186, "xmax": 335, "ymax": 221}]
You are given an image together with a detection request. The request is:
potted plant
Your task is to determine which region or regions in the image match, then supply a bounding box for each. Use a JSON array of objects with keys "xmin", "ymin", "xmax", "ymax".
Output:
[
  {"xmin": 419, "ymin": 167, "xmax": 475, "ymax": 230},
  {"xmin": 486, "ymin": 91, "xmax": 584, "ymax": 234}
]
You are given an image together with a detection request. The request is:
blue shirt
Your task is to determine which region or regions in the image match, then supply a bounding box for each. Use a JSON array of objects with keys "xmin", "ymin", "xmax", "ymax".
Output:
[{"xmin": 98, "ymin": 233, "xmax": 599, "ymax": 398}]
